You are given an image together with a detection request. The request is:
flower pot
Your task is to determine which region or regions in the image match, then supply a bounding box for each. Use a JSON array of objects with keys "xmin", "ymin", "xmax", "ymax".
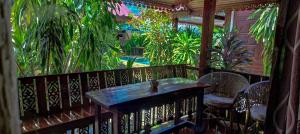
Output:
[{"xmin": 150, "ymin": 79, "xmax": 159, "ymax": 92}]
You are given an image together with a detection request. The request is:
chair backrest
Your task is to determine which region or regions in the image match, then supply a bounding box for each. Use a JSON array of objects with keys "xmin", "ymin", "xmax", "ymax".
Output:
[
  {"xmin": 245, "ymin": 80, "xmax": 271, "ymax": 106},
  {"xmin": 198, "ymin": 72, "xmax": 250, "ymax": 98}
]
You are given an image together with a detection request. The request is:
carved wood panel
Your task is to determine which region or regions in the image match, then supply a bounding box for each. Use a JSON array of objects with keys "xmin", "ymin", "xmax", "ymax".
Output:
[
  {"xmin": 133, "ymin": 69, "xmax": 142, "ymax": 83},
  {"xmin": 87, "ymin": 73, "xmax": 100, "ymax": 90},
  {"xmin": 68, "ymin": 74, "xmax": 83, "ymax": 107},
  {"xmin": 145, "ymin": 68, "xmax": 153, "ymax": 80},
  {"xmin": 45, "ymin": 76, "xmax": 62, "ymax": 111},
  {"xmin": 105, "ymin": 71, "xmax": 116, "ymax": 88},
  {"xmin": 119, "ymin": 70, "xmax": 130, "ymax": 86},
  {"xmin": 19, "ymin": 79, "xmax": 38, "ymax": 117}
]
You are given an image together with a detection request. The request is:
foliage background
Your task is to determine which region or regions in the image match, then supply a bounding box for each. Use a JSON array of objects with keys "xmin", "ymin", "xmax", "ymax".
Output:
[
  {"xmin": 172, "ymin": 27, "xmax": 201, "ymax": 65},
  {"xmin": 210, "ymin": 29, "xmax": 253, "ymax": 70},
  {"xmin": 12, "ymin": 2, "xmax": 235, "ymax": 77},
  {"xmin": 249, "ymin": 4, "xmax": 278, "ymax": 75},
  {"xmin": 128, "ymin": 9, "xmax": 175, "ymax": 66},
  {"xmin": 12, "ymin": 0, "xmax": 121, "ymax": 77}
]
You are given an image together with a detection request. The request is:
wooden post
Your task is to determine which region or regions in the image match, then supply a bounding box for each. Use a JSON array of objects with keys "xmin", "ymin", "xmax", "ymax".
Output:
[
  {"xmin": 112, "ymin": 111, "xmax": 123, "ymax": 134},
  {"xmin": 95, "ymin": 106, "xmax": 102, "ymax": 134},
  {"xmin": 195, "ymin": 90, "xmax": 204, "ymax": 133},
  {"xmin": 224, "ymin": 9, "xmax": 235, "ymax": 31},
  {"xmin": 224, "ymin": 10, "xmax": 232, "ymax": 29},
  {"xmin": 0, "ymin": 0, "xmax": 21, "ymax": 134},
  {"xmin": 173, "ymin": 17, "xmax": 179, "ymax": 32},
  {"xmin": 199, "ymin": 0, "xmax": 216, "ymax": 76}
]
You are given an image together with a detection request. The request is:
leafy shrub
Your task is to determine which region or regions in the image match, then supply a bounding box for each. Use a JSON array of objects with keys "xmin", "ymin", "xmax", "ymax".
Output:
[{"xmin": 210, "ymin": 30, "xmax": 253, "ymax": 70}]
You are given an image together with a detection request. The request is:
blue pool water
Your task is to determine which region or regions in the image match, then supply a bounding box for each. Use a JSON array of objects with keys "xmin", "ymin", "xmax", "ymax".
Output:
[{"xmin": 120, "ymin": 56, "xmax": 150, "ymax": 65}]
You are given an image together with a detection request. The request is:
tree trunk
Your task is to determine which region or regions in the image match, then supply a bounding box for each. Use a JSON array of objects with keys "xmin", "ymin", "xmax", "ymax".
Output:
[{"xmin": 0, "ymin": 0, "xmax": 21, "ymax": 134}]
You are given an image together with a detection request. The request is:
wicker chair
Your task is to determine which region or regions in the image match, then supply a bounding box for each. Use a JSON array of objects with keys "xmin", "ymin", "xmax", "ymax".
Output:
[
  {"xmin": 244, "ymin": 81, "xmax": 270, "ymax": 133},
  {"xmin": 198, "ymin": 72, "xmax": 250, "ymax": 132},
  {"xmin": 199, "ymin": 72, "xmax": 250, "ymax": 109}
]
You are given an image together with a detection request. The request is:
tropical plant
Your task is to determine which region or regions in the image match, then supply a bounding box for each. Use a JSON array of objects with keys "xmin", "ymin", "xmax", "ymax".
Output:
[
  {"xmin": 213, "ymin": 27, "xmax": 225, "ymax": 48},
  {"xmin": 249, "ymin": 4, "xmax": 278, "ymax": 75},
  {"xmin": 11, "ymin": 0, "xmax": 121, "ymax": 76},
  {"xmin": 128, "ymin": 9, "xmax": 174, "ymax": 66},
  {"xmin": 126, "ymin": 57, "xmax": 137, "ymax": 69},
  {"xmin": 172, "ymin": 27, "xmax": 201, "ymax": 65},
  {"xmin": 12, "ymin": 0, "xmax": 79, "ymax": 75},
  {"xmin": 210, "ymin": 31, "xmax": 253, "ymax": 70},
  {"xmin": 124, "ymin": 33, "xmax": 148, "ymax": 55}
]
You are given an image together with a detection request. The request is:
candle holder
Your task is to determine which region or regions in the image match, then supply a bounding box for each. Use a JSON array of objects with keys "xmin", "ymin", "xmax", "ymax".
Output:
[{"xmin": 150, "ymin": 79, "xmax": 159, "ymax": 92}]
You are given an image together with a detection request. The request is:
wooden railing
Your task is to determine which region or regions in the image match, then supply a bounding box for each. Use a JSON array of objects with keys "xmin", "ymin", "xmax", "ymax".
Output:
[
  {"xmin": 18, "ymin": 64, "xmax": 191, "ymax": 134},
  {"xmin": 18, "ymin": 64, "xmax": 269, "ymax": 134}
]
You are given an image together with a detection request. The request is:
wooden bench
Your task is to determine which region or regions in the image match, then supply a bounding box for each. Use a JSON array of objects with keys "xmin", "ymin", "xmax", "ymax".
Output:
[
  {"xmin": 21, "ymin": 105, "xmax": 111, "ymax": 134},
  {"xmin": 18, "ymin": 65, "xmax": 188, "ymax": 134}
]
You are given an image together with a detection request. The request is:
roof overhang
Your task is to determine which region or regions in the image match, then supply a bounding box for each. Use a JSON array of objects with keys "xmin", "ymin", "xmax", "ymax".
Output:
[{"xmin": 128, "ymin": 0, "xmax": 279, "ymax": 16}]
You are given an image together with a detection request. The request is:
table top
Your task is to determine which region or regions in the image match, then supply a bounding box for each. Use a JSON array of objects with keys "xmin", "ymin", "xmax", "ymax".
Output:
[{"xmin": 86, "ymin": 78, "xmax": 209, "ymax": 109}]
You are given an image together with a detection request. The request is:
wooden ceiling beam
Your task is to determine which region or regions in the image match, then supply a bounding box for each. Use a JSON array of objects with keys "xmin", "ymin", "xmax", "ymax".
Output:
[
  {"xmin": 172, "ymin": 10, "xmax": 225, "ymax": 20},
  {"xmin": 131, "ymin": 0, "xmax": 173, "ymax": 10},
  {"xmin": 178, "ymin": 20, "xmax": 224, "ymax": 27},
  {"xmin": 215, "ymin": 0, "xmax": 279, "ymax": 11},
  {"xmin": 135, "ymin": 0, "xmax": 279, "ymax": 11}
]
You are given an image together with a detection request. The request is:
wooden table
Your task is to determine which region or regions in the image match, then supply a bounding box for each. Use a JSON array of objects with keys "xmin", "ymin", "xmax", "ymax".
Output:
[{"xmin": 86, "ymin": 78, "xmax": 209, "ymax": 134}]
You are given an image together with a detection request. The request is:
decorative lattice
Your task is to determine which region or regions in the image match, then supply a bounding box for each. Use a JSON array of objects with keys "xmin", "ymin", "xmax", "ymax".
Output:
[
  {"xmin": 133, "ymin": 69, "xmax": 142, "ymax": 83},
  {"xmin": 121, "ymin": 113, "xmax": 135, "ymax": 133},
  {"xmin": 144, "ymin": 108, "xmax": 151, "ymax": 126},
  {"xmin": 105, "ymin": 71, "xmax": 116, "ymax": 88},
  {"xmin": 156, "ymin": 105, "xmax": 164, "ymax": 124},
  {"xmin": 143, "ymin": 108, "xmax": 152, "ymax": 133},
  {"xmin": 19, "ymin": 81, "xmax": 37, "ymax": 114},
  {"xmin": 160, "ymin": 67, "xmax": 172, "ymax": 78},
  {"xmin": 101, "ymin": 120, "xmax": 109, "ymax": 134},
  {"xmin": 145, "ymin": 68, "xmax": 152, "ymax": 80},
  {"xmin": 167, "ymin": 103, "xmax": 175, "ymax": 120},
  {"xmin": 120, "ymin": 70, "xmax": 129, "ymax": 86},
  {"xmin": 121, "ymin": 115, "xmax": 126, "ymax": 134},
  {"xmin": 157, "ymin": 67, "xmax": 165, "ymax": 79},
  {"xmin": 129, "ymin": 113, "xmax": 135, "ymax": 133},
  {"xmin": 87, "ymin": 74, "xmax": 99, "ymax": 90},
  {"xmin": 176, "ymin": 66, "xmax": 184, "ymax": 77},
  {"xmin": 165, "ymin": 67, "xmax": 174, "ymax": 78},
  {"xmin": 78, "ymin": 126, "xmax": 89, "ymax": 134},
  {"xmin": 68, "ymin": 76, "xmax": 82, "ymax": 106},
  {"xmin": 47, "ymin": 79, "xmax": 61, "ymax": 110}
]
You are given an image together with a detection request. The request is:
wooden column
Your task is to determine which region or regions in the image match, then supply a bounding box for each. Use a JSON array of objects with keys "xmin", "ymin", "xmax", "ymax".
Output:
[
  {"xmin": 0, "ymin": 0, "xmax": 21, "ymax": 134},
  {"xmin": 224, "ymin": 9, "xmax": 235, "ymax": 31},
  {"xmin": 173, "ymin": 17, "xmax": 179, "ymax": 32},
  {"xmin": 199, "ymin": 0, "xmax": 216, "ymax": 76},
  {"xmin": 224, "ymin": 10, "xmax": 232, "ymax": 29},
  {"xmin": 95, "ymin": 106, "xmax": 101, "ymax": 134}
]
